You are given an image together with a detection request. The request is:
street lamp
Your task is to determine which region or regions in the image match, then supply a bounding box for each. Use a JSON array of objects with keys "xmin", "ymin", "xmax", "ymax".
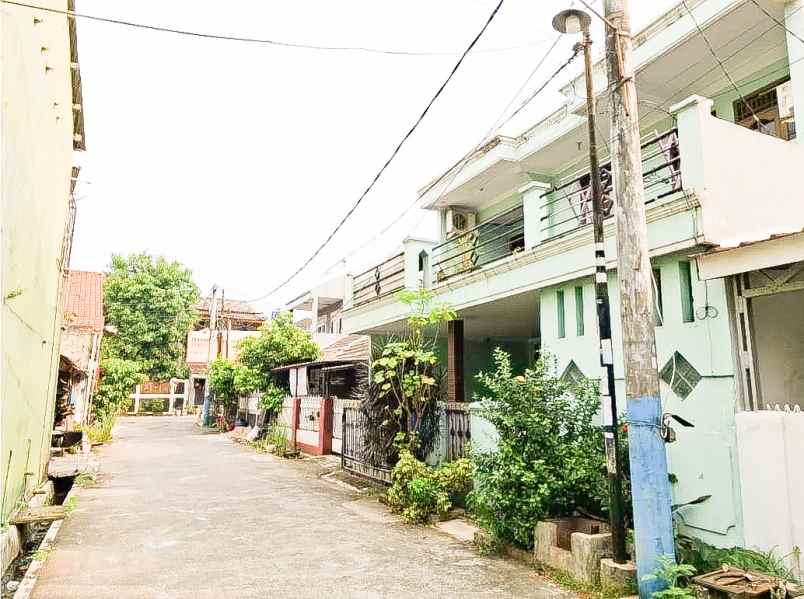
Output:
[{"xmin": 552, "ymin": 8, "xmax": 628, "ymax": 565}]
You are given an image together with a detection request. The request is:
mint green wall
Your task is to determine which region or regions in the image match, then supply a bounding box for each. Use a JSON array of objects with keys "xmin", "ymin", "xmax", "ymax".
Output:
[
  {"xmin": 711, "ymin": 59, "xmax": 790, "ymax": 121},
  {"xmin": 1, "ymin": 4, "xmax": 76, "ymax": 525},
  {"xmin": 541, "ymin": 255, "xmax": 744, "ymax": 548},
  {"xmin": 477, "ymin": 193, "xmax": 522, "ymax": 225}
]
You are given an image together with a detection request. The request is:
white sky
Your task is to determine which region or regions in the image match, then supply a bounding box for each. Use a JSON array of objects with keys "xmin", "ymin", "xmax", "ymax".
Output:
[{"xmin": 69, "ymin": 0, "xmax": 677, "ymax": 311}]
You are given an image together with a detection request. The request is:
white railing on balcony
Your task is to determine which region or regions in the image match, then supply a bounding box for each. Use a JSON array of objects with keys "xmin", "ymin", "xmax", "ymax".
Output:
[
  {"xmin": 351, "ymin": 252, "xmax": 405, "ymax": 307},
  {"xmin": 431, "ymin": 205, "xmax": 525, "ymax": 283},
  {"xmin": 539, "ymin": 129, "xmax": 682, "ymax": 240}
]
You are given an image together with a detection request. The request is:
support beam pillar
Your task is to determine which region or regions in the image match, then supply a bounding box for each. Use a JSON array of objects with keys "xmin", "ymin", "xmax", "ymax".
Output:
[{"xmin": 447, "ymin": 320, "xmax": 465, "ymax": 403}]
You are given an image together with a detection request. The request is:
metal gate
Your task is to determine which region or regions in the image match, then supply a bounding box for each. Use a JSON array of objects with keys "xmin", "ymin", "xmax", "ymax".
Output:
[
  {"xmin": 341, "ymin": 400, "xmax": 391, "ymax": 483},
  {"xmin": 445, "ymin": 403, "xmax": 471, "ymax": 461},
  {"xmin": 332, "ymin": 398, "xmax": 344, "ymax": 455}
]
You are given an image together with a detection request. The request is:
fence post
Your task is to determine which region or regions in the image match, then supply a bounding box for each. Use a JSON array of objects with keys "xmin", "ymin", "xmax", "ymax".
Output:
[
  {"xmin": 133, "ymin": 385, "xmax": 141, "ymax": 415},
  {"xmin": 291, "ymin": 397, "xmax": 301, "ymax": 451},
  {"xmin": 319, "ymin": 397, "xmax": 333, "ymax": 455}
]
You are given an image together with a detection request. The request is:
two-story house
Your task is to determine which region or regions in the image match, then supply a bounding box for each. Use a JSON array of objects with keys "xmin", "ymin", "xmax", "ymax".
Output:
[{"xmin": 341, "ymin": 0, "xmax": 804, "ymax": 554}]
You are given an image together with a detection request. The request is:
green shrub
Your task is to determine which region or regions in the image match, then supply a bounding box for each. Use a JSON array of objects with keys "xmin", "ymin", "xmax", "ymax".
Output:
[
  {"xmin": 676, "ymin": 536, "xmax": 800, "ymax": 583},
  {"xmin": 265, "ymin": 423, "xmax": 290, "ymax": 457},
  {"xmin": 387, "ymin": 450, "xmax": 473, "ymax": 524},
  {"xmin": 468, "ymin": 349, "xmax": 626, "ymax": 548},
  {"xmin": 94, "ymin": 358, "xmax": 146, "ymax": 421},
  {"xmin": 84, "ymin": 417, "xmax": 115, "ymax": 444},
  {"xmin": 643, "ymin": 555, "xmax": 697, "ymax": 599}
]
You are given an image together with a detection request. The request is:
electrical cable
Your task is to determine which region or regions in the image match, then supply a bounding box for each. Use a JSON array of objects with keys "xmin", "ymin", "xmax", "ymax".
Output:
[
  {"xmin": 245, "ymin": 0, "xmax": 507, "ymax": 303},
  {"xmin": 747, "ymin": 0, "xmax": 804, "ymax": 46},
  {"xmin": 325, "ymin": 35, "xmax": 573, "ymax": 276},
  {"xmin": 1, "ymin": 0, "xmax": 547, "ymax": 57}
]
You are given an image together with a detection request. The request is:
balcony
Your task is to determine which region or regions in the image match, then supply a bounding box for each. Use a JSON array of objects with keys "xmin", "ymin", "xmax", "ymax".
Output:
[
  {"xmin": 432, "ymin": 205, "xmax": 524, "ymax": 283},
  {"xmin": 351, "ymin": 252, "xmax": 405, "ymax": 307},
  {"xmin": 539, "ymin": 129, "xmax": 682, "ymax": 241}
]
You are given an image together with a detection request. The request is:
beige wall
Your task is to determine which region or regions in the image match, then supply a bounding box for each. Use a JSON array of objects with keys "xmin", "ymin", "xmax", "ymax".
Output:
[
  {"xmin": 1, "ymin": 1, "xmax": 78, "ymax": 523},
  {"xmin": 752, "ymin": 289, "xmax": 804, "ymax": 410}
]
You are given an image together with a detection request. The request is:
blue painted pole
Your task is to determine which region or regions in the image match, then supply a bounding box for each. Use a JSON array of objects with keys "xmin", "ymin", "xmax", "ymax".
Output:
[
  {"xmin": 628, "ymin": 396, "xmax": 675, "ymax": 597},
  {"xmin": 202, "ymin": 389, "xmax": 212, "ymax": 427}
]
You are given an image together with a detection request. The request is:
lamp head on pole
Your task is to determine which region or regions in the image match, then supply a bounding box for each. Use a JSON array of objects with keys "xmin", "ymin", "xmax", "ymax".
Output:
[{"xmin": 552, "ymin": 8, "xmax": 591, "ymax": 35}]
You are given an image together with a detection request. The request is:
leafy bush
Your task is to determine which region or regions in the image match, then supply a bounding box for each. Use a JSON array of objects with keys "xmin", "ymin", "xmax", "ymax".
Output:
[
  {"xmin": 676, "ymin": 536, "xmax": 800, "ymax": 583},
  {"xmin": 643, "ymin": 555, "xmax": 697, "ymax": 599},
  {"xmin": 469, "ymin": 349, "xmax": 622, "ymax": 548},
  {"xmin": 387, "ymin": 450, "xmax": 473, "ymax": 524},
  {"xmin": 94, "ymin": 358, "xmax": 146, "ymax": 421},
  {"xmin": 208, "ymin": 358, "xmax": 239, "ymax": 407},
  {"xmin": 257, "ymin": 383, "xmax": 286, "ymax": 416}
]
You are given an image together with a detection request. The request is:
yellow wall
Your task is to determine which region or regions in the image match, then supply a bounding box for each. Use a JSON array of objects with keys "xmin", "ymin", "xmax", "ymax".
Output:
[{"xmin": 1, "ymin": 1, "xmax": 77, "ymax": 523}]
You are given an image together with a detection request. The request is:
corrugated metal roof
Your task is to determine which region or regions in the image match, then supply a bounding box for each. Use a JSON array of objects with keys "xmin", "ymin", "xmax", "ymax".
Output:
[{"xmin": 272, "ymin": 335, "xmax": 370, "ymax": 371}]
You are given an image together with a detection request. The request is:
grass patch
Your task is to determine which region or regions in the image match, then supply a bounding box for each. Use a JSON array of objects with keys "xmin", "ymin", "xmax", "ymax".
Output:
[
  {"xmin": 64, "ymin": 496, "xmax": 78, "ymax": 515},
  {"xmin": 84, "ymin": 418, "xmax": 115, "ymax": 444},
  {"xmin": 537, "ymin": 564, "xmax": 634, "ymax": 599},
  {"xmin": 73, "ymin": 473, "xmax": 96, "ymax": 488}
]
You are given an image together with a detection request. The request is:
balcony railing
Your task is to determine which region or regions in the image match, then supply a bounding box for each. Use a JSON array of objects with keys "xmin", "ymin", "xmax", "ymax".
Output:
[
  {"xmin": 352, "ymin": 252, "xmax": 405, "ymax": 307},
  {"xmin": 432, "ymin": 205, "xmax": 525, "ymax": 283},
  {"xmin": 540, "ymin": 128, "xmax": 682, "ymax": 240}
]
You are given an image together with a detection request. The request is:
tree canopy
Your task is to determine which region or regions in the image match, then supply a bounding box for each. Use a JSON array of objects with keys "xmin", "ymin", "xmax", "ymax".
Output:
[
  {"xmin": 237, "ymin": 312, "xmax": 319, "ymax": 392},
  {"xmin": 103, "ymin": 253, "xmax": 200, "ymax": 381}
]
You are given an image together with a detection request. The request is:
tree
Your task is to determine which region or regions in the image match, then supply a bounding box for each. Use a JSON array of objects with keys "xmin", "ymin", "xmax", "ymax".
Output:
[
  {"xmin": 103, "ymin": 253, "xmax": 200, "ymax": 381},
  {"xmin": 237, "ymin": 312, "xmax": 319, "ymax": 391},
  {"xmin": 93, "ymin": 358, "xmax": 147, "ymax": 422},
  {"xmin": 371, "ymin": 288, "xmax": 455, "ymax": 454}
]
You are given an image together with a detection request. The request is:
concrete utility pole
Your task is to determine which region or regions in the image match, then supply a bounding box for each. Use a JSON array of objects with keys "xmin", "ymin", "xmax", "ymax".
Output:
[
  {"xmin": 552, "ymin": 7, "xmax": 627, "ymax": 565},
  {"xmin": 603, "ymin": 1, "xmax": 675, "ymax": 595}
]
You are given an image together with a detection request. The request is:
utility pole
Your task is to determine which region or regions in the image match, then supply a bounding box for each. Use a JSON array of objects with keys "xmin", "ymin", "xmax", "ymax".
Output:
[
  {"xmin": 202, "ymin": 285, "xmax": 218, "ymax": 426},
  {"xmin": 552, "ymin": 8, "xmax": 627, "ymax": 565},
  {"xmin": 603, "ymin": 1, "xmax": 675, "ymax": 595}
]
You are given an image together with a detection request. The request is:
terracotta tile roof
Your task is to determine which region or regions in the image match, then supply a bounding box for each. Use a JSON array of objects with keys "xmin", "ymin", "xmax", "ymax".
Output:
[
  {"xmin": 64, "ymin": 271, "xmax": 104, "ymax": 332},
  {"xmin": 321, "ymin": 335, "xmax": 370, "ymax": 363},
  {"xmin": 196, "ymin": 298, "xmax": 265, "ymax": 321}
]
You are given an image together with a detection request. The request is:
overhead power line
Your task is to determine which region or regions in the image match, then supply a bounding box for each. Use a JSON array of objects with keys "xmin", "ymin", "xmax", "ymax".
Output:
[
  {"xmin": 329, "ymin": 34, "xmax": 570, "ymax": 271},
  {"xmin": 246, "ymin": 0, "xmax": 507, "ymax": 303},
  {"xmin": 2, "ymin": 0, "xmax": 545, "ymax": 57}
]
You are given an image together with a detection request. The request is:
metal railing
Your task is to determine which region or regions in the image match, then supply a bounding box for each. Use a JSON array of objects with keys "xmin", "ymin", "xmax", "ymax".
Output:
[
  {"xmin": 432, "ymin": 205, "xmax": 525, "ymax": 283},
  {"xmin": 352, "ymin": 252, "xmax": 405, "ymax": 307},
  {"xmin": 540, "ymin": 129, "xmax": 682, "ymax": 240}
]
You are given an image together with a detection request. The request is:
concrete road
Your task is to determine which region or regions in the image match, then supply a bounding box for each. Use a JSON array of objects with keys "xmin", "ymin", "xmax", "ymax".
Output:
[{"xmin": 33, "ymin": 417, "xmax": 571, "ymax": 599}]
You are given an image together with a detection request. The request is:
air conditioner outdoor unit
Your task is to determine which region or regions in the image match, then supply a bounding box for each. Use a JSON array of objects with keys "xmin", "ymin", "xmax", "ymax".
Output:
[{"xmin": 445, "ymin": 207, "xmax": 477, "ymax": 236}]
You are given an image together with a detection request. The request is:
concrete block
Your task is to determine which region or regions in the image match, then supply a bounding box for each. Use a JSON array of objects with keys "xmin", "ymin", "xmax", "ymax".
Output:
[
  {"xmin": 548, "ymin": 545, "xmax": 574, "ymax": 574},
  {"xmin": 534, "ymin": 520, "xmax": 559, "ymax": 564},
  {"xmin": 600, "ymin": 557, "xmax": 637, "ymax": 594},
  {"xmin": 1, "ymin": 526, "xmax": 23, "ymax": 573},
  {"xmin": 572, "ymin": 532, "xmax": 613, "ymax": 585}
]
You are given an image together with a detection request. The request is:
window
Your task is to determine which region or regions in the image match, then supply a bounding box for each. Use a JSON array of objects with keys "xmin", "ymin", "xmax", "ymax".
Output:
[
  {"xmin": 679, "ymin": 261, "xmax": 694, "ymax": 323},
  {"xmin": 560, "ymin": 360, "xmax": 585, "ymax": 387},
  {"xmin": 652, "ymin": 268, "xmax": 664, "ymax": 326},
  {"xmin": 575, "ymin": 286, "xmax": 585, "ymax": 336},
  {"xmin": 557, "ymin": 289, "xmax": 566, "ymax": 338},
  {"xmin": 733, "ymin": 77, "xmax": 796, "ymax": 141},
  {"xmin": 659, "ymin": 352, "xmax": 701, "ymax": 400}
]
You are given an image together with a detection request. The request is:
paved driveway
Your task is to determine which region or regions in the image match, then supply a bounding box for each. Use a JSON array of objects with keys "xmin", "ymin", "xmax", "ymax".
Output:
[{"xmin": 33, "ymin": 417, "xmax": 570, "ymax": 598}]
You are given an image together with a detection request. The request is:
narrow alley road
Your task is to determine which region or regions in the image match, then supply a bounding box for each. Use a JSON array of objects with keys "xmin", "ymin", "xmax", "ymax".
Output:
[{"xmin": 32, "ymin": 417, "xmax": 569, "ymax": 599}]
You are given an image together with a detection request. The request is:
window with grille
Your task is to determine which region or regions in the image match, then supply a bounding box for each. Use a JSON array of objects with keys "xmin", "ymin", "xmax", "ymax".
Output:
[{"xmin": 659, "ymin": 352, "xmax": 701, "ymax": 400}]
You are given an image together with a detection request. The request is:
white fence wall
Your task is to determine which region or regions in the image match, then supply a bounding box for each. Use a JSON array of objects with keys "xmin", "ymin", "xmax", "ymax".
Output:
[{"xmin": 736, "ymin": 410, "xmax": 804, "ymax": 576}]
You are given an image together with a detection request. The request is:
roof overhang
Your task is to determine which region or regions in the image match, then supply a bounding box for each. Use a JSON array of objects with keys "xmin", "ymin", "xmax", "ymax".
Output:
[
  {"xmin": 419, "ymin": 0, "xmax": 788, "ymax": 210},
  {"xmin": 696, "ymin": 233, "xmax": 804, "ymax": 280}
]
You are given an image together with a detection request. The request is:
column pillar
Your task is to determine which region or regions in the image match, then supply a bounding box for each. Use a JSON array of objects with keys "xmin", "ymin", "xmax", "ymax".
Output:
[
  {"xmin": 786, "ymin": 0, "xmax": 804, "ymax": 142},
  {"xmin": 520, "ymin": 179, "xmax": 552, "ymax": 249},
  {"xmin": 319, "ymin": 397, "xmax": 333, "ymax": 455},
  {"xmin": 447, "ymin": 320, "xmax": 465, "ymax": 403},
  {"xmin": 291, "ymin": 397, "xmax": 301, "ymax": 451},
  {"xmin": 403, "ymin": 237, "xmax": 436, "ymax": 290},
  {"xmin": 310, "ymin": 295, "xmax": 320, "ymax": 332},
  {"xmin": 133, "ymin": 384, "xmax": 141, "ymax": 414}
]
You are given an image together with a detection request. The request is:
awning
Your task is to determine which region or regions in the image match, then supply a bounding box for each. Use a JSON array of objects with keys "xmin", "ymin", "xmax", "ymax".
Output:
[{"xmin": 695, "ymin": 232, "xmax": 804, "ymax": 281}]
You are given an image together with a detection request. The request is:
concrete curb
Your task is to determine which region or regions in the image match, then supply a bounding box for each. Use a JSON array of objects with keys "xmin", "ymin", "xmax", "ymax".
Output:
[{"xmin": 12, "ymin": 484, "xmax": 81, "ymax": 599}]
